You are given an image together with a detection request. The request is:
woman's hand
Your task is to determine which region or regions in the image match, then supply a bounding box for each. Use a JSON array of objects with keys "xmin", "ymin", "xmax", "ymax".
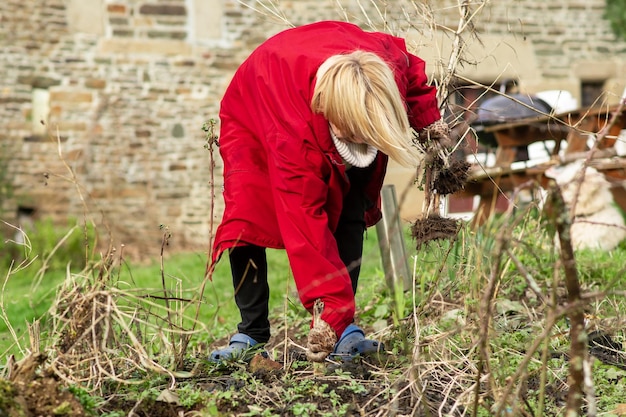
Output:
[{"xmin": 421, "ymin": 118, "xmax": 454, "ymax": 149}]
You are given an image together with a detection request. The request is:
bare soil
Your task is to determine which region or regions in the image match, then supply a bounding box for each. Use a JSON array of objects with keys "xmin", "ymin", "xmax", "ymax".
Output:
[{"xmin": 0, "ymin": 371, "xmax": 85, "ymax": 417}]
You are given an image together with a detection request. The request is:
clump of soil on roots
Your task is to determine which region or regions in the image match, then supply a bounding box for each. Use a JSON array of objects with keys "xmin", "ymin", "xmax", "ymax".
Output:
[
  {"xmin": 432, "ymin": 158, "xmax": 471, "ymax": 196},
  {"xmin": 411, "ymin": 214, "xmax": 462, "ymax": 250},
  {"xmin": 411, "ymin": 153, "xmax": 470, "ymax": 249}
]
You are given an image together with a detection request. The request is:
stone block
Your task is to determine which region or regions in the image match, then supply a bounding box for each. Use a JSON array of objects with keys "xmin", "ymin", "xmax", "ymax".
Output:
[
  {"xmin": 139, "ymin": 4, "xmax": 187, "ymax": 16},
  {"xmin": 89, "ymin": 189, "xmax": 110, "ymax": 198},
  {"xmin": 167, "ymin": 206, "xmax": 182, "ymax": 217},
  {"xmin": 64, "ymin": 149, "xmax": 84, "ymax": 160},
  {"xmin": 17, "ymin": 75, "xmax": 61, "ymax": 88},
  {"xmin": 85, "ymin": 79, "xmax": 106, "ymax": 89},
  {"xmin": 97, "ymin": 38, "xmax": 192, "ymax": 56},
  {"xmin": 65, "ymin": 0, "xmax": 105, "ymax": 35},
  {"xmin": 112, "ymin": 29, "xmax": 134, "ymax": 38},
  {"xmin": 146, "ymin": 30, "xmax": 187, "ymax": 40},
  {"xmin": 574, "ymin": 59, "xmax": 617, "ymax": 79},
  {"xmin": 169, "ymin": 163, "xmax": 187, "ymax": 171},
  {"xmin": 107, "ymin": 3, "xmax": 127, "ymax": 14},
  {"xmin": 118, "ymin": 188, "xmax": 150, "ymax": 198},
  {"xmin": 50, "ymin": 89, "xmax": 93, "ymax": 103},
  {"xmin": 56, "ymin": 121, "xmax": 87, "ymax": 132}
]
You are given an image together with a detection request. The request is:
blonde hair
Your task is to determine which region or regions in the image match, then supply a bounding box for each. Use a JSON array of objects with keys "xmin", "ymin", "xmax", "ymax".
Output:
[{"xmin": 311, "ymin": 51, "xmax": 422, "ymax": 167}]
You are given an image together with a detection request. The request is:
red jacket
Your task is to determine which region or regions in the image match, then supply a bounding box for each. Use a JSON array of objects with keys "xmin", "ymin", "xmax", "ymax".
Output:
[{"xmin": 212, "ymin": 21, "xmax": 441, "ymax": 336}]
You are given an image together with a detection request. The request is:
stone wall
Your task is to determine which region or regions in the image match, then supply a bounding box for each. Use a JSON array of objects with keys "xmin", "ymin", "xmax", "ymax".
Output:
[{"xmin": 1, "ymin": 0, "xmax": 625, "ymax": 260}]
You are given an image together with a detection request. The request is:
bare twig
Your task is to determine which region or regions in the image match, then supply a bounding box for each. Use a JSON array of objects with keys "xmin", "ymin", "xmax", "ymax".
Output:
[
  {"xmin": 569, "ymin": 90, "xmax": 626, "ymax": 220},
  {"xmin": 437, "ymin": 0, "xmax": 473, "ymax": 109},
  {"xmin": 474, "ymin": 190, "xmax": 529, "ymax": 415},
  {"xmin": 236, "ymin": 0, "xmax": 293, "ymax": 27},
  {"xmin": 194, "ymin": 119, "xmax": 220, "ymax": 340},
  {"xmin": 547, "ymin": 181, "xmax": 586, "ymax": 416}
]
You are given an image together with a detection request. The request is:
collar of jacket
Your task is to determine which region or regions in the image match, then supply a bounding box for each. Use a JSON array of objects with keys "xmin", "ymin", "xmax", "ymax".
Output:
[{"xmin": 311, "ymin": 113, "xmax": 345, "ymax": 167}]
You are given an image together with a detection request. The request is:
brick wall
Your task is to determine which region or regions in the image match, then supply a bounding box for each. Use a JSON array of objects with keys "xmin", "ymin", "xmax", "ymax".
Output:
[{"xmin": 1, "ymin": 0, "xmax": 625, "ymax": 259}]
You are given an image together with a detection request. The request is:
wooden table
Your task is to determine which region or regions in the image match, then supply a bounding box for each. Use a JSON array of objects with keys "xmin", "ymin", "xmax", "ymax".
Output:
[{"xmin": 457, "ymin": 104, "xmax": 626, "ymax": 225}]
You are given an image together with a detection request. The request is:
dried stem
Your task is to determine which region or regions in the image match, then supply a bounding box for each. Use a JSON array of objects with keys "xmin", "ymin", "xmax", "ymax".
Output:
[
  {"xmin": 546, "ymin": 181, "xmax": 586, "ymax": 416},
  {"xmin": 569, "ymin": 90, "xmax": 626, "ymax": 220},
  {"xmin": 437, "ymin": 0, "xmax": 473, "ymax": 109},
  {"xmin": 473, "ymin": 187, "xmax": 530, "ymax": 415}
]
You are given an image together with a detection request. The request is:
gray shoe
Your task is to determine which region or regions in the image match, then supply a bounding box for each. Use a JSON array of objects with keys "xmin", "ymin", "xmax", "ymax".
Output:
[
  {"xmin": 329, "ymin": 324, "xmax": 384, "ymax": 361},
  {"xmin": 209, "ymin": 333, "xmax": 268, "ymax": 362}
]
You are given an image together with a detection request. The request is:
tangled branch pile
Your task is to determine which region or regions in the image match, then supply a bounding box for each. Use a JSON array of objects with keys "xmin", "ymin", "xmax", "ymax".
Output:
[{"xmin": 44, "ymin": 252, "xmax": 197, "ymax": 391}]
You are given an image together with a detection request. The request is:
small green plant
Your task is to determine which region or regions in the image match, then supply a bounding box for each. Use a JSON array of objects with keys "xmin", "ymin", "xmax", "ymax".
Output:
[
  {"xmin": 66, "ymin": 385, "xmax": 100, "ymax": 415},
  {"xmin": 138, "ymin": 386, "xmax": 161, "ymax": 402},
  {"xmin": 593, "ymin": 360, "xmax": 626, "ymax": 412},
  {"xmin": 100, "ymin": 412, "xmax": 125, "ymax": 417},
  {"xmin": 292, "ymin": 402, "xmax": 317, "ymax": 417},
  {"xmin": 343, "ymin": 379, "xmax": 368, "ymax": 395},
  {"xmin": 177, "ymin": 383, "xmax": 210, "ymax": 408},
  {"xmin": 215, "ymin": 388, "xmax": 240, "ymax": 409},
  {"xmin": 605, "ymin": 0, "xmax": 626, "ymax": 41}
]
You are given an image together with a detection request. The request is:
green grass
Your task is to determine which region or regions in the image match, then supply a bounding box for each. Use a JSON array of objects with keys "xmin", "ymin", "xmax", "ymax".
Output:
[
  {"xmin": 4, "ymin": 211, "xmax": 626, "ymax": 415},
  {"xmin": 0, "ymin": 225, "xmax": 389, "ymax": 357}
]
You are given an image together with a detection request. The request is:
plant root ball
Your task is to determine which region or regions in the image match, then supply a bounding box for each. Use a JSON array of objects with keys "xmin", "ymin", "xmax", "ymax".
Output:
[
  {"xmin": 432, "ymin": 159, "xmax": 471, "ymax": 196},
  {"xmin": 411, "ymin": 215, "xmax": 461, "ymax": 250}
]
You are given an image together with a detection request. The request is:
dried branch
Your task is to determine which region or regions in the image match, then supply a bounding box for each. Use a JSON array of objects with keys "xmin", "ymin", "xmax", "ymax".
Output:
[
  {"xmin": 437, "ymin": 0, "xmax": 473, "ymax": 109},
  {"xmin": 569, "ymin": 89, "xmax": 626, "ymax": 220},
  {"xmin": 547, "ymin": 181, "xmax": 586, "ymax": 416},
  {"xmin": 474, "ymin": 186, "xmax": 533, "ymax": 415},
  {"xmin": 236, "ymin": 0, "xmax": 293, "ymax": 27}
]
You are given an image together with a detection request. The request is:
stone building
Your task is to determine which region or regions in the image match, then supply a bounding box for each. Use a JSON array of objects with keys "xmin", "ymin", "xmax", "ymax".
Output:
[{"xmin": 1, "ymin": 0, "xmax": 625, "ymax": 259}]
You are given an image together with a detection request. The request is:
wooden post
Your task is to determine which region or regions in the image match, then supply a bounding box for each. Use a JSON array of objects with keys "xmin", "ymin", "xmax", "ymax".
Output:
[{"xmin": 376, "ymin": 184, "xmax": 411, "ymax": 292}]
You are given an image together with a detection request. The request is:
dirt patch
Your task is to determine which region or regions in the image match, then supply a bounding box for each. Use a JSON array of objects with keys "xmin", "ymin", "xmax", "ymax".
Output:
[
  {"xmin": 588, "ymin": 331, "xmax": 626, "ymax": 370},
  {"xmin": 0, "ymin": 375, "xmax": 86, "ymax": 417},
  {"xmin": 197, "ymin": 349, "xmax": 391, "ymax": 416},
  {"xmin": 17, "ymin": 376, "xmax": 85, "ymax": 416},
  {"xmin": 101, "ymin": 397, "xmax": 198, "ymax": 417}
]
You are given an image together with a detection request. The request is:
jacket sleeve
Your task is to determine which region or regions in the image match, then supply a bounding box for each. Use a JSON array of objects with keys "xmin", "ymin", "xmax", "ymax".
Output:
[
  {"xmin": 363, "ymin": 153, "xmax": 388, "ymax": 227},
  {"xmin": 265, "ymin": 132, "xmax": 355, "ymax": 336},
  {"xmin": 405, "ymin": 52, "xmax": 442, "ymax": 131}
]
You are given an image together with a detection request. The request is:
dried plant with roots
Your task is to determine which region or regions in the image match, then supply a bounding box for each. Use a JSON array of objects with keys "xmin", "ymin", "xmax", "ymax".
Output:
[
  {"xmin": 411, "ymin": 143, "xmax": 470, "ymax": 249},
  {"xmin": 45, "ymin": 247, "xmax": 201, "ymax": 391},
  {"xmin": 410, "ymin": 0, "xmax": 473, "ymax": 250}
]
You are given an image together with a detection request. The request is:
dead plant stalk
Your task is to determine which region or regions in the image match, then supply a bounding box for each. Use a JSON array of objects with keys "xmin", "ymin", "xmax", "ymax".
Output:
[
  {"xmin": 473, "ymin": 188, "xmax": 528, "ymax": 416},
  {"xmin": 548, "ymin": 182, "xmax": 587, "ymax": 417}
]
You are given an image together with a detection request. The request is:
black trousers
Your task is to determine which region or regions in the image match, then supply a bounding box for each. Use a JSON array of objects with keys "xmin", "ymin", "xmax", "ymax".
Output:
[{"xmin": 228, "ymin": 165, "xmax": 373, "ymax": 343}]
